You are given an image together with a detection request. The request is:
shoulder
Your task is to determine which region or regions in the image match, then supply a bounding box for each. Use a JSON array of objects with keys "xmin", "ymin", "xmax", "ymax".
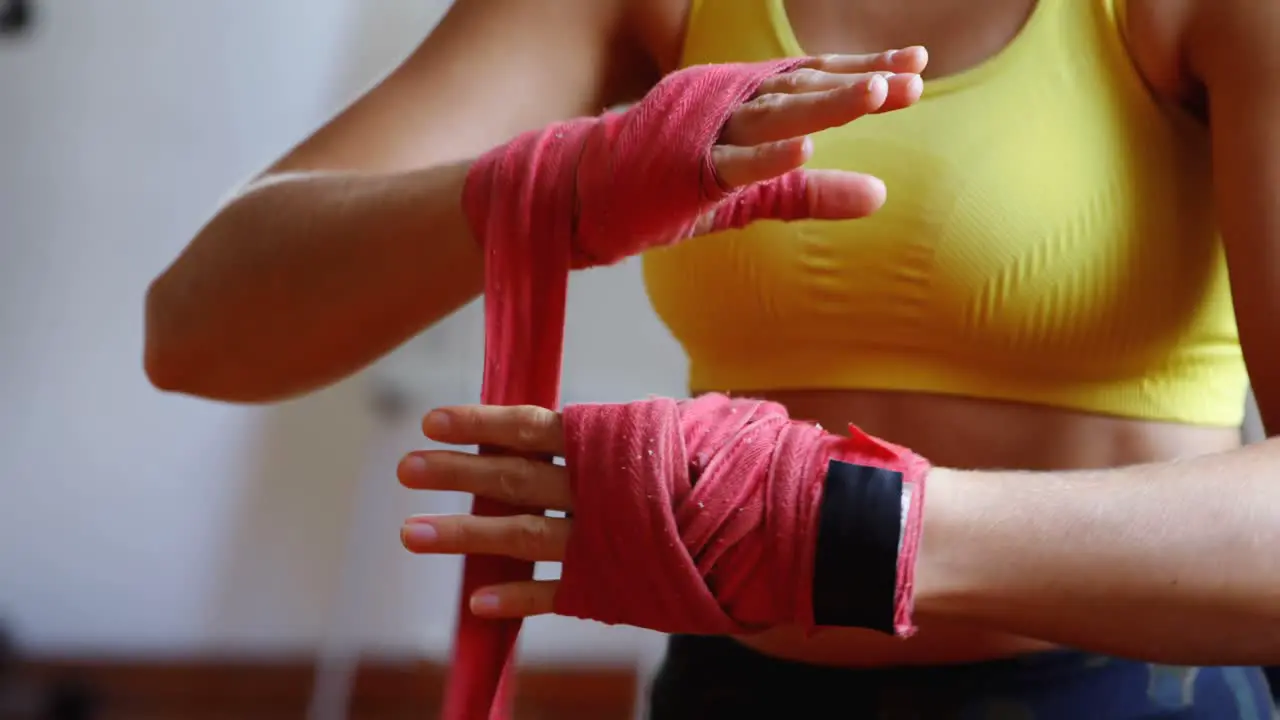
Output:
[
  {"xmin": 1181, "ymin": 0, "xmax": 1280, "ymax": 90},
  {"xmin": 1119, "ymin": 0, "xmax": 1200, "ymax": 110},
  {"xmin": 1124, "ymin": 0, "xmax": 1280, "ymax": 114}
]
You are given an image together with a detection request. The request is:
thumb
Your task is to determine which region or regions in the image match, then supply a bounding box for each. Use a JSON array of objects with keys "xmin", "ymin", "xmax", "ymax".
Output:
[{"xmin": 708, "ymin": 169, "xmax": 887, "ymax": 233}]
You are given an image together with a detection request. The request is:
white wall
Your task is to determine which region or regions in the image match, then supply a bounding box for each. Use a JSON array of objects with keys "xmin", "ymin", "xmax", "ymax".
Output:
[{"xmin": 0, "ymin": 0, "xmax": 675, "ymax": 664}]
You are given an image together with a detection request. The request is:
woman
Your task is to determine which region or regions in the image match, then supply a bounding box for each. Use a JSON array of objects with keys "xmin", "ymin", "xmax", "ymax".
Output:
[{"xmin": 144, "ymin": 0, "xmax": 1280, "ymax": 716}]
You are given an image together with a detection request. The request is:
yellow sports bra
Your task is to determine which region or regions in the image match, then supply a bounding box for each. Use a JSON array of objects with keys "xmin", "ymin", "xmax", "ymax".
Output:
[{"xmin": 641, "ymin": 0, "xmax": 1248, "ymax": 427}]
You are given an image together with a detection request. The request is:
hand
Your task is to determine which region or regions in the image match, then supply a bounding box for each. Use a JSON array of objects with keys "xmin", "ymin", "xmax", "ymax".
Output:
[
  {"xmin": 705, "ymin": 47, "xmax": 928, "ymax": 224},
  {"xmin": 465, "ymin": 48, "xmax": 928, "ymax": 268},
  {"xmin": 398, "ymin": 404, "xmax": 573, "ymax": 619}
]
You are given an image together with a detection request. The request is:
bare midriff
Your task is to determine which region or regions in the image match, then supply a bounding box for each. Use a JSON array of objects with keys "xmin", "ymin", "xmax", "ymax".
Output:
[{"xmin": 686, "ymin": 387, "xmax": 1243, "ymax": 667}]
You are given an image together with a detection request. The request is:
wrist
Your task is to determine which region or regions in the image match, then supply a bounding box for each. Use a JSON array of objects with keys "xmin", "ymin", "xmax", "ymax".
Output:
[
  {"xmin": 911, "ymin": 467, "xmax": 985, "ymax": 622},
  {"xmin": 811, "ymin": 426, "xmax": 933, "ymax": 637}
]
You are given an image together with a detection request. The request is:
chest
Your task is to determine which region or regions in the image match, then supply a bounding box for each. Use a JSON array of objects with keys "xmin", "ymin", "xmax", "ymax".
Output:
[
  {"xmin": 644, "ymin": 38, "xmax": 1225, "ymax": 375},
  {"xmin": 778, "ymin": 0, "xmax": 1196, "ymax": 103},
  {"xmin": 785, "ymin": 0, "xmax": 1039, "ymax": 79}
]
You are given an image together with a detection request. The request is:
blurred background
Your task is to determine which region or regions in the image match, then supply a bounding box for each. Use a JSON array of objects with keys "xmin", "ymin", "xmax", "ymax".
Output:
[
  {"xmin": 0, "ymin": 1, "xmax": 1267, "ymax": 719},
  {"xmin": 0, "ymin": 1, "xmax": 699, "ymax": 717}
]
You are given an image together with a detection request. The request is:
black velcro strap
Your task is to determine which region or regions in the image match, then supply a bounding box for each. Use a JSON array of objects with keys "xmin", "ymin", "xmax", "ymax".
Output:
[{"xmin": 811, "ymin": 459, "xmax": 903, "ymax": 634}]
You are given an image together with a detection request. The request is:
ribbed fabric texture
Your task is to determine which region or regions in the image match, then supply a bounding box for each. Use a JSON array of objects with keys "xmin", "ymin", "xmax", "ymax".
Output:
[{"xmin": 645, "ymin": 0, "xmax": 1247, "ymax": 427}]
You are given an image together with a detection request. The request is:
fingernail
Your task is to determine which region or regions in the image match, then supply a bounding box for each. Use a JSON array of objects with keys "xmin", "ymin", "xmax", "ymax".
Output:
[
  {"xmin": 401, "ymin": 520, "xmax": 438, "ymax": 546},
  {"xmin": 423, "ymin": 411, "xmax": 451, "ymax": 437},
  {"xmin": 470, "ymin": 592, "xmax": 501, "ymax": 614}
]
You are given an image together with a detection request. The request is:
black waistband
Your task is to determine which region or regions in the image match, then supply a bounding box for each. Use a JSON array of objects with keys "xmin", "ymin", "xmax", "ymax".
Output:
[
  {"xmin": 659, "ymin": 633, "xmax": 1100, "ymax": 686},
  {"xmin": 647, "ymin": 635, "xmax": 1273, "ymax": 720}
]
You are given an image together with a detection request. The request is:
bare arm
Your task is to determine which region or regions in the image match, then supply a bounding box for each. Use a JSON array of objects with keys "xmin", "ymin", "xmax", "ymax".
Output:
[
  {"xmin": 1195, "ymin": 0, "xmax": 1280, "ymax": 434},
  {"xmin": 913, "ymin": 0, "xmax": 1280, "ymax": 666},
  {"xmin": 397, "ymin": 401, "xmax": 1277, "ymax": 664},
  {"xmin": 144, "ymin": 0, "xmax": 658, "ymax": 403},
  {"xmin": 918, "ymin": 438, "xmax": 1280, "ymax": 665}
]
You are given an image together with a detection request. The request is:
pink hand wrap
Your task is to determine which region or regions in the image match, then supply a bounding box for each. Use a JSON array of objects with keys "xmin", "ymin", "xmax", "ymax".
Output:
[
  {"xmin": 558, "ymin": 394, "xmax": 930, "ymax": 635},
  {"xmin": 447, "ymin": 58, "xmax": 870, "ymax": 719}
]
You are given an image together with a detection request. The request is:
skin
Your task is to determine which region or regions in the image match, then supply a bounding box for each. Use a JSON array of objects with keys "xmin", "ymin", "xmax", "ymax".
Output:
[
  {"xmin": 144, "ymin": 0, "xmax": 1280, "ymax": 666},
  {"xmin": 397, "ymin": 401, "xmax": 1280, "ymax": 666}
]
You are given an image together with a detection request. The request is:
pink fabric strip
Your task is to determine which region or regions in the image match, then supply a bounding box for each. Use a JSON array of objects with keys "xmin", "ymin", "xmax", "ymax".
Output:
[
  {"xmin": 447, "ymin": 118, "xmax": 587, "ymax": 720},
  {"xmin": 450, "ymin": 59, "xmax": 807, "ymax": 720},
  {"xmin": 557, "ymin": 394, "xmax": 931, "ymax": 635}
]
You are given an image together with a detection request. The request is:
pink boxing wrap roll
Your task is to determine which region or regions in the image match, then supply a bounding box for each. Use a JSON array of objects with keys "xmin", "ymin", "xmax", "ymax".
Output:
[
  {"xmin": 558, "ymin": 393, "xmax": 931, "ymax": 636},
  {"xmin": 450, "ymin": 58, "xmax": 811, "ymax": 720}
]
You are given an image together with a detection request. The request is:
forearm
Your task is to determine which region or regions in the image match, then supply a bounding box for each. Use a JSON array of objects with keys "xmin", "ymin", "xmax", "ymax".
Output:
[
  {"xmin": 144, "ymin": 161, "xmax": 482, "ymax": 403},
  {"xmin": 915, "ymin": 439, "xmax": 1280, "ymax": 664}
]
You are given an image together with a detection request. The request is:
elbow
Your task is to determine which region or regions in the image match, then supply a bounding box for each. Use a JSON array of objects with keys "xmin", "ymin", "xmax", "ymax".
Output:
[
  {"xmin": 143, "ymin": 348, "xmax": 182, "ymax": 394},
  {"xmin": 143, "ymin": 271, "xmax": 228, "ymax": 400},
  {"xmin": 142, "ymin": 275, "xmax": 302, "ymax": 405},
  {"xmin": 142, "ymin": 274, "xmax": 200, "ymax": 395},
  {"xmin": 142, "ymin": 201, "xmax": 289, "ymax": 403},
  {"xmin": 143, "ymin": 339, "xmax": 191, "ymax": 397}
]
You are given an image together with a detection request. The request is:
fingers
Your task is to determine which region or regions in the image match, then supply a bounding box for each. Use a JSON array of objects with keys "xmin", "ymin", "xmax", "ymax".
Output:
[
  {"xmin": 423, "ymin": 404, "xmax": 565, "ymax": 455},
  {"xmin": 401, "ymin": 513, "xmax": 570, "ymax": 562},
  {"xmin": 406, "ymin": 404, "xmax": 568, "ymax": 621},
  {"xmin": 713, "ymin": 69, "xmax": 922, "ymax": 191},
  {"xmin": 470, "ymin": 580, "xmax": 558, "ymax": 619},
  {"xmin": 723, "ymin": 74, "xmax": 891, "ymax": 148},
  {"xmin": 725, "ymin": 72, "xmax": 925, "ymax": 148},
  {"xmin": 793, "ymin": 46, "xmax": 929, "ymax": 76},
  {"xmin": 398, "ymin": 449, "xmax": 574, "ymax": 511},
  {"xmin": 729, "ymin": 46, "xmax": 929, "ymax": 148},
  {"xmin": 755, "ymin": 70, "xmax": 923, "ymax": 112},
  {"xmin": 705, "ymin": 168, "xmax": 886, "ymax": 233},
  {"xmin": 709, "ymin": 158, "xmax": 887, "ymax": 224},
  {"xmin": 711, "ymin": 137, "xmax": 811, "ymax": 189},
  {"xmin": 802, "ymin": 169, "xmax": 887, "ymax": 219}
]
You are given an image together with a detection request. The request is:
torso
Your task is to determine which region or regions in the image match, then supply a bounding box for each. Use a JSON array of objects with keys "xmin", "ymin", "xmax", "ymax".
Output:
[{"xmin": 629, "ymin": 0, "xmax": 1242, "ymax": 667}]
